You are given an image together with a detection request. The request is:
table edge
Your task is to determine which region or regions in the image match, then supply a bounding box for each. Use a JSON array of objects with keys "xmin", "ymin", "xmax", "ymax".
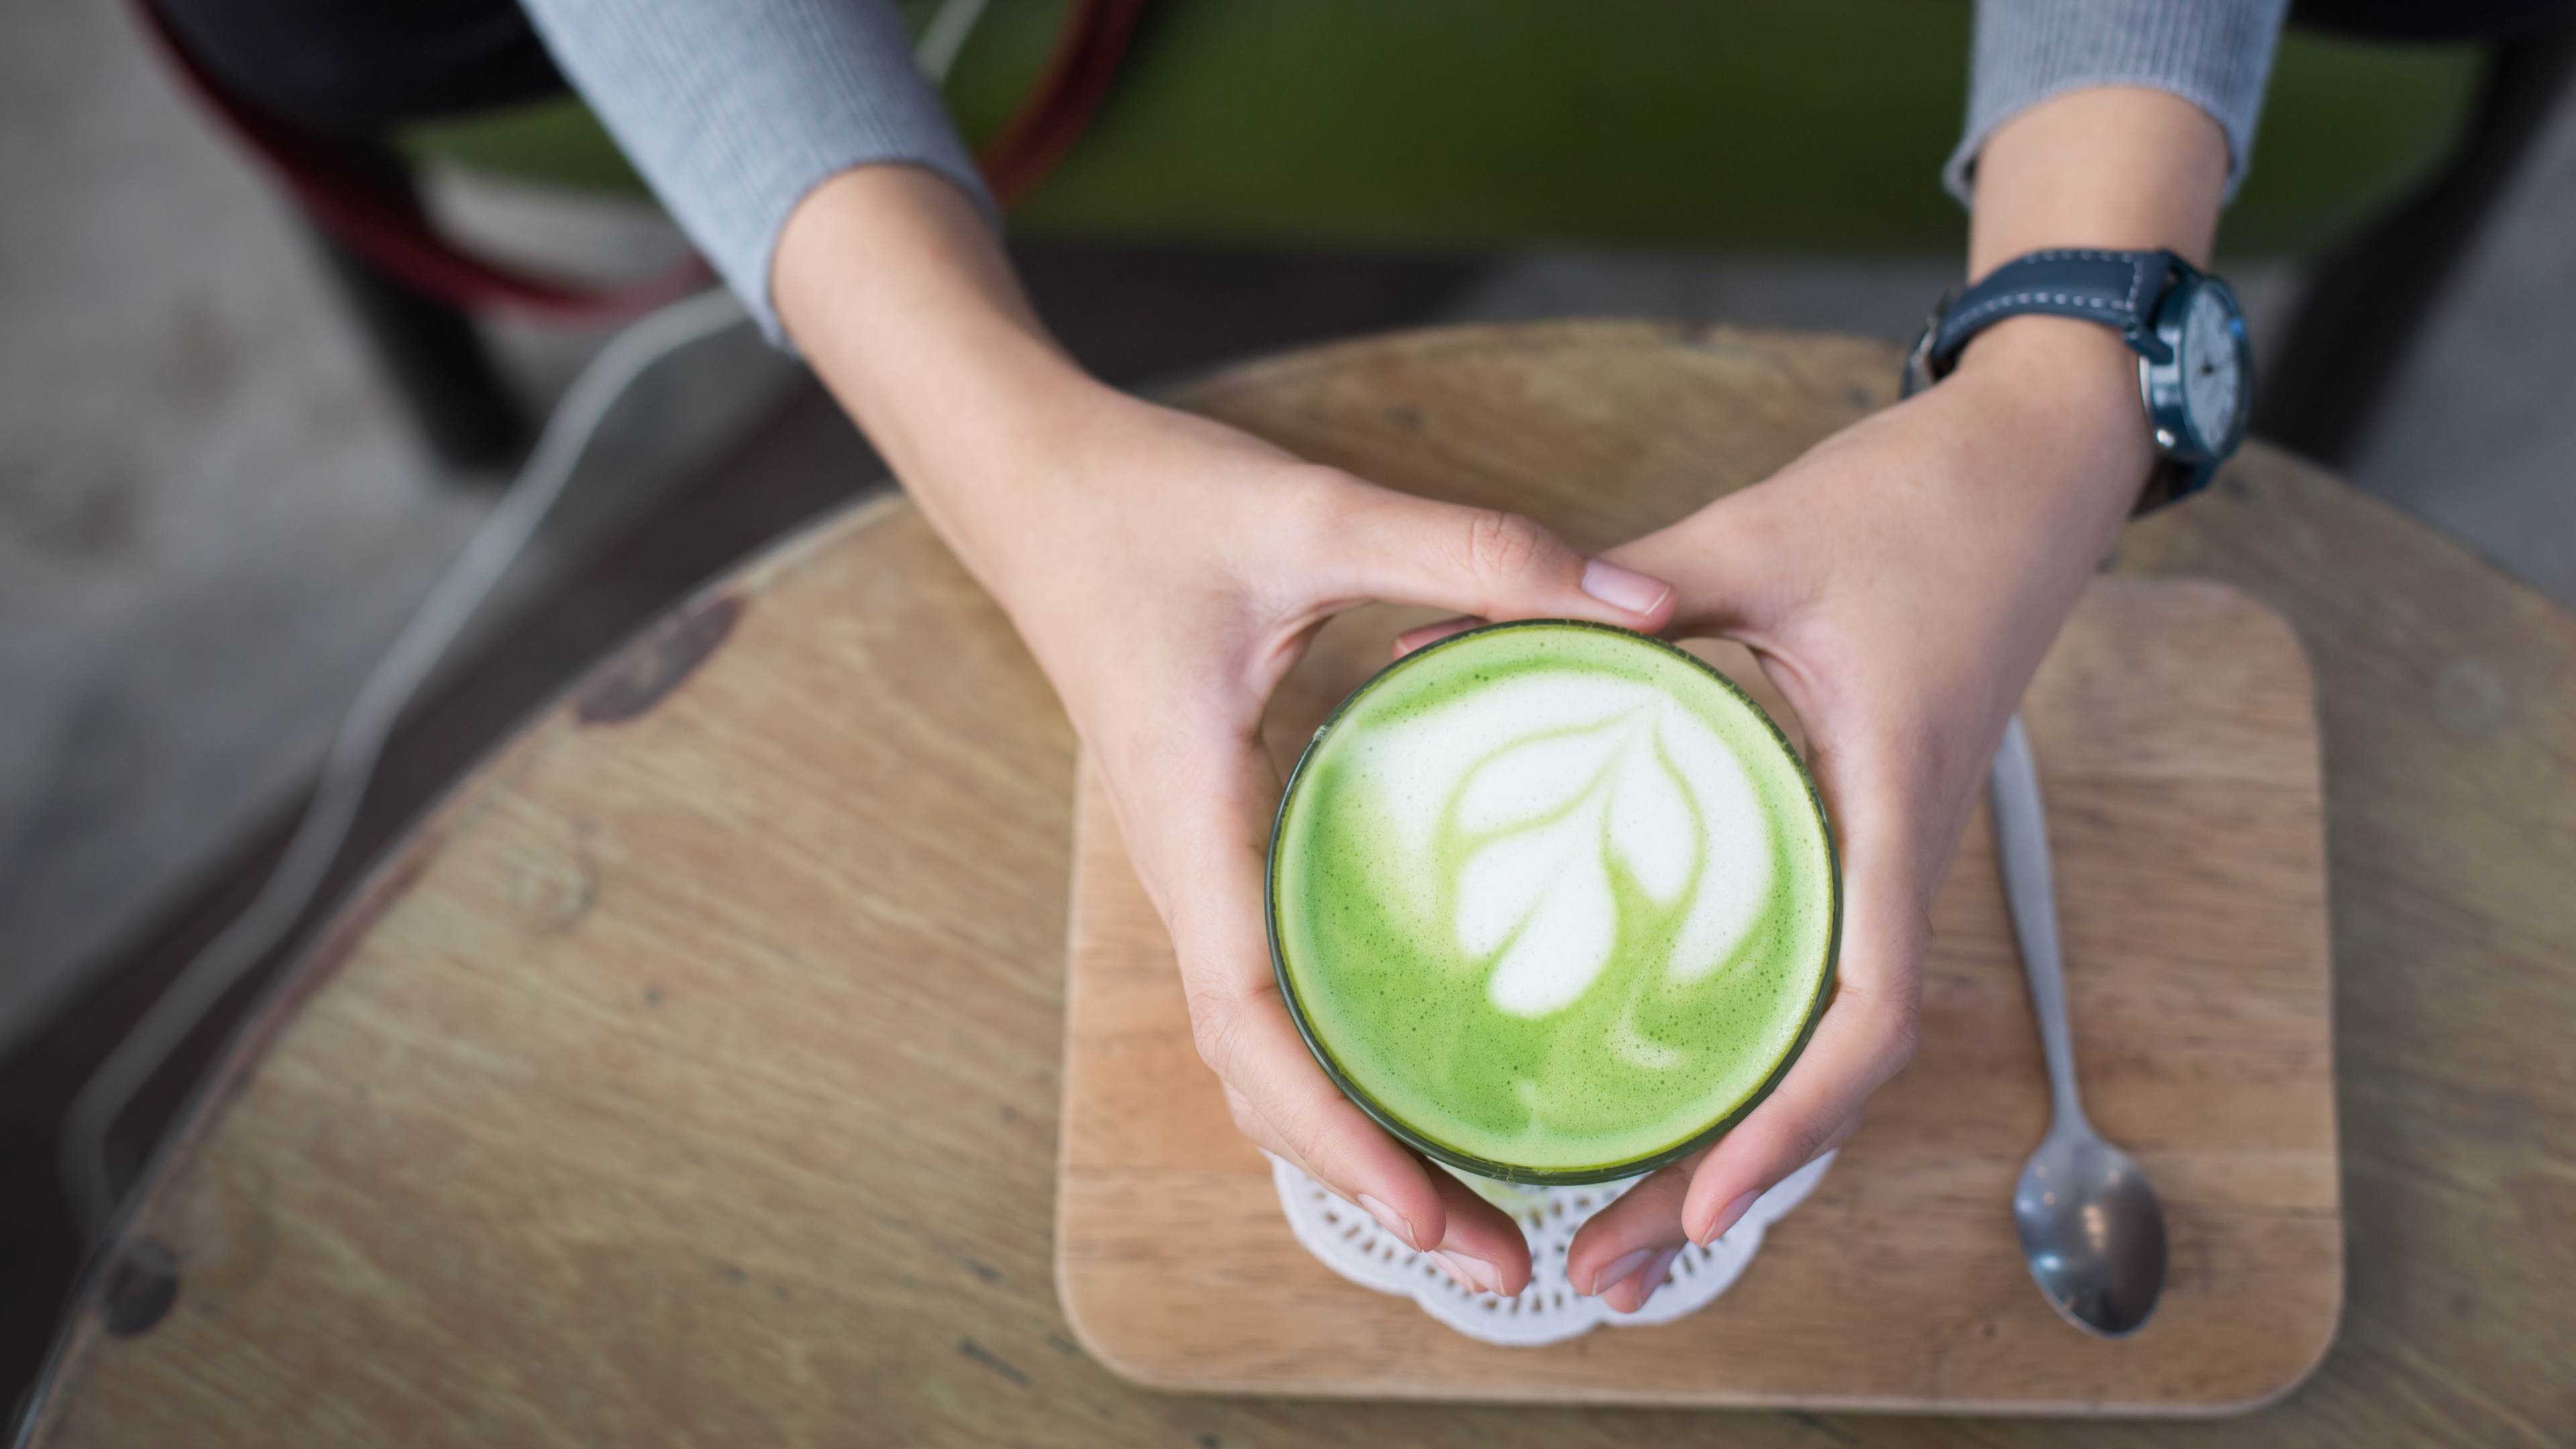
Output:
[{"xmin": 13, "ymin": 490, "xmax": 913, "ymax": 1448}]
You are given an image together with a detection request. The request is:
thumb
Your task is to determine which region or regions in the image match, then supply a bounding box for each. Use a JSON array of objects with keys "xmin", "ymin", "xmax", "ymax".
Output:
[{"xmin": 1332, "ymin": 494, "xmax": 1676, "ymax": 635}]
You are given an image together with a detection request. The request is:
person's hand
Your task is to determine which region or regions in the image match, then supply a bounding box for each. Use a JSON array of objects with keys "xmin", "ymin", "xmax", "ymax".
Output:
[
  {"xmin": 1528, "ymin": 317, "xmax": 2154, "ymax": 1310},
  {"xmin": 998, "ymin": 384, "xmax": 1685, "ymax": 1297},
  {"xmin": 1527, "ymin": 76, "xmax": 2229, "ymax": 1312},
  {"xmin": 772, "ymin": 166, "xmax": 1678, "ymax": 1296}
]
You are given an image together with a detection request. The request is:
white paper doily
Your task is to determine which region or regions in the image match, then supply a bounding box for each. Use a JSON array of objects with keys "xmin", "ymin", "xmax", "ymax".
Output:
[{"xmin": 1271, "ymin": 1150, "xmax": 1835, "ymax": 1346}]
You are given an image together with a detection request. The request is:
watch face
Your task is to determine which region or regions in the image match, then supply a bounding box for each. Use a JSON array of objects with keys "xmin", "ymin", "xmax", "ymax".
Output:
[{"xmin": 2180, "ymin": 284, "xmax": 2245, "ymax": 449}]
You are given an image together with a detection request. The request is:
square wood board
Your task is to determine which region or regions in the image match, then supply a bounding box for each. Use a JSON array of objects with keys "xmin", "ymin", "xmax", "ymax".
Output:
[{"xmin": 1055, "ymin": 576, "xmax": 2341, "ymax": 1413}]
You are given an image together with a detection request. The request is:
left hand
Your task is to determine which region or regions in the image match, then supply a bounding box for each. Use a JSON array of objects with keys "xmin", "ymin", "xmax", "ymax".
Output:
[
  {"xmin": 1396, "ymin": 317, "xmax": 2153, "ymax": 1310},
  {"xmin": 1550, "ymin": 81, "xmax": 2229, "ymax": 1311},
  {"xmin": 1568, "ymin": 318, "xmax": 2153, "ymax": 1309}
]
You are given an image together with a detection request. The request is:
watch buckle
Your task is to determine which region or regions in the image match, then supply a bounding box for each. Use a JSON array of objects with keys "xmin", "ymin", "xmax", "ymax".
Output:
[{"xmin": 1900, "ymin": 284, "xmax": 1962, "ymax": 399}]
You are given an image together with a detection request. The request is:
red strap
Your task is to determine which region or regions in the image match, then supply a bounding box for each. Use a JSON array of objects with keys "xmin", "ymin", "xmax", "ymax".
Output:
[
  {"xmin": 977, "ymin": 0, "xmax": 1148, "ymax": 207},
  {"xmin": 131, "ymin": 0, "xmax": 1143, "ymax": 323}
]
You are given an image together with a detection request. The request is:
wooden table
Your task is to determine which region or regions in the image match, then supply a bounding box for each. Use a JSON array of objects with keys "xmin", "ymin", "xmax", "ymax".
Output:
[{"xmin": 19, "ymin": 323, "xmax": 2574, "ymax": 1447}]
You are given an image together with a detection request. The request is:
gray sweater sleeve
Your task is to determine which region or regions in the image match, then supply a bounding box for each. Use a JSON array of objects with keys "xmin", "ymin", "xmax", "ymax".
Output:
[
  {"xmin": 518, "ymin": 0, "xmax": 995, "ymax": 342},
  {"xmin": 1947, "ymin": 0, "xmax": 2290, "ymax": 206}
]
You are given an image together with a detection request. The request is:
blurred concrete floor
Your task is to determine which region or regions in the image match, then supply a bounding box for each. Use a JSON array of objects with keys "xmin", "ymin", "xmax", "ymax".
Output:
[
  {"xmin": 2, "ymin": 0, "xmax": 2573, "ymax": 1053},
  {"xmin": 0, "ymin": 0, "xmax": 800, "ymax": 1055}
]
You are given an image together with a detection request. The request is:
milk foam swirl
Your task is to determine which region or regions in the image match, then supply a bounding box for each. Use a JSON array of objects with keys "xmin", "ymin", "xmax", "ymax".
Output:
[
  {"xmin": 1271, "ymin": 623, "xmax": 1838, "ymax": 1178},
  {"xmin": 1356, "ymin": 673, "xmax": 1771, "ymax": 1017}
]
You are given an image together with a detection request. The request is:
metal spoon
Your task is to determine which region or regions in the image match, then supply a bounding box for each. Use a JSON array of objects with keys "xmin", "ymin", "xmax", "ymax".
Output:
[{"xmin": 1988, "ymin": 714, "xmax": 2168, "ymax": 1337}]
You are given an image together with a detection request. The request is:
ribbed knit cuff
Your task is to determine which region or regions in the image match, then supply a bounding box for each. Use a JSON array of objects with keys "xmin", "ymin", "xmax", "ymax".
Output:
[
  {"xmin": 522, "ymin": 0, "xmax": 998, "ymax": 344},
  {"xmin": 1945, "ymin": 0, "xmax": 2289, "ymax": 207}
]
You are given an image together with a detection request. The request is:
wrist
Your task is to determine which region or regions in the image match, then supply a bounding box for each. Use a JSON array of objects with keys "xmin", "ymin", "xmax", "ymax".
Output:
[
  {"xmin": 1950, "ymin": 81, "xmax": 2233, "ymax": 533},
  {"xmin": 1945, "ymin": 315, "xmax": 2157, "ymax": 529}
]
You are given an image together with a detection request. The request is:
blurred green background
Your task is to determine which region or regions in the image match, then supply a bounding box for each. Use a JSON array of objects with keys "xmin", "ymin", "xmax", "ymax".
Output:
[{"xmin": 403, "ymin": 0, "xmax": 2479, "ymax": 261}]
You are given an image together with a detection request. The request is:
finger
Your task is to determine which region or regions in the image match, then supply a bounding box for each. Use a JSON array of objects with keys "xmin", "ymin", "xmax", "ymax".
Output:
[
  {"xmin": 1563, "ymin": 1152, "xmax": 1703, "ymax": 1295},
  {"xmin": 1203, "ymin": 970, "xmax": 1547, "ymax": 1278},
  {"xmin": 1586, "ymin": 1101, "xmax": 1858, "ymax": 1315},
  {"xmin": 1322, "ymin": 492, "xmax": 1676, "ymax": 635},
  {"xmin": 1601, "ymin": 1245, "xmax": 1684, "ymax": 1316},
  {"xmin": 1421, "ymin": 1164, "xmax": 1535, "ymax": 1297},
  {"xmin": 1676, "ymin": 726, "xmax": 1927, "ymax": 1244},
  {"xmin": 1599, "ymin": 498, "xmax": 1788, "ymax": 645},
  {"xmin": 1674, "ymin": 993, "xmax": 1909, "ymax": 1250},
  {"xmin": 1181, "ymin": 897, "xmax": 1448, "ymax": 1253},
  {"xmin": 1569, "ymin": 1106, "xmax": 1865, "ymax": 1307},
  {"xmin": 1593, "ymin": 1114, "xmax": 1851, "ymax": 1313},
  {"xmin": 1137, "ymin": 723, "xmax": 1477, "ymax": 1267},
  {"xmin": 1392, "ymin": 616, "xmax": 1477, "ymax": 657},
  {"xmin": 1222, "ymin": 1083, "xmax": 1297, "ymax": 1161},
  {"xmin": 1234, "ymin": 1087, "xmax": 1529, "ymax": 1297}
]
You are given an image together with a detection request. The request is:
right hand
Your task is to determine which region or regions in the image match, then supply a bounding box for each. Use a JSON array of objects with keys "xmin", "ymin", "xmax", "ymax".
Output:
[
  {"xmin": 774, "ymin": 165, "xmax": 1679, "ymax": 1297},
  {"xmin": 994, "ymin": 388, "xmax": 1682, "ymax": 1299}
]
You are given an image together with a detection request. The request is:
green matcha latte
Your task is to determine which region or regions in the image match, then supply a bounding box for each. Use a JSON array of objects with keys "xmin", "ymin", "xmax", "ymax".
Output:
[{"xmin": 1268, "ymin": 621, "xmax": 1840, "ymax": 1183}]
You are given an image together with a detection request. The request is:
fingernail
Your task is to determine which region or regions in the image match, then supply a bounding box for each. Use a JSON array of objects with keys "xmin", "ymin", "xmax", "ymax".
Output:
[
  {"xmin": 1357, "ymin": 1194, "xmax": 1418, "ymax": 1250},
  {"xmin": 1591, "ymin": 1248, "xmax": 1654, "ymax": 1296},
  {"xmin": 1699, "ymin": 1189, "xmax": 1760, "ymax": 1246},
  {"xmin": 1433, "ymin": 1250, "xmax": 1500, "ymax": 1295},
  {"xmin": 1580, "ymin": 558, "xmax": 1670, "ymax": 616},
  {"xmin": 1630, "ymin": 1246, "xmax": 1684, "ymax": 1308}
]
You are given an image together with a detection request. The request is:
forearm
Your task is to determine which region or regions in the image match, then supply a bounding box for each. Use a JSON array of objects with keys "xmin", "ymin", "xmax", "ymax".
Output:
[
  {"xmin": 771, "ymin": 166, "xmax": 1105, "ymax": 605},
  {"xmin": 1970, "ymin": 86, "xmax": 2228, "ymax": 275}
]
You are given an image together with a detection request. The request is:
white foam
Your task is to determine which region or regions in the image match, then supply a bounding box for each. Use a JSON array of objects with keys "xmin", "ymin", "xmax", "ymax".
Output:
[
  {"xmin": 1362, "ymin": 674, "xmax": 1642, "ymax": 854},
  {"xmin": 1348, "ymin": 663, "xmax": 1775, "ymax": 1016},
  {"xmin": 1455, "ymin": 724, "xmax": 1629, "ymax": 834},
  {"xmin": 1609, "ymin": 736, "xmax": 1697, "ymax": 903},
  {"xmin": 1651, "ymin": 708, "xmax": 1772, "ymax": 983},
  {"xmin": 1478, "ymin": 818, "xmax": 1617, "ymax": 1014}
]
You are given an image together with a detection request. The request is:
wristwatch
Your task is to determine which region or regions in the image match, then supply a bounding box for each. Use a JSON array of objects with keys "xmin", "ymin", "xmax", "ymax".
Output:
[{"xmin": 1902, "ymin": 248, "xmax": 2253, "ymax": 513}]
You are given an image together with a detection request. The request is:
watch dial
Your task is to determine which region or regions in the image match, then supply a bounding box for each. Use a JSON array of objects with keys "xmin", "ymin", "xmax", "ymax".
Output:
[{"xmin": 2182, "ymin": 286, "xmax": 2243, "ymax": 449}]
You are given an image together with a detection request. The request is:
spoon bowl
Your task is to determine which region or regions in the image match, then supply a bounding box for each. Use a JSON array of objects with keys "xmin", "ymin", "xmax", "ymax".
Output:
[{"xmin": 2015, "ymin": 1124, "xmax": 2168, "ymax": 1336}]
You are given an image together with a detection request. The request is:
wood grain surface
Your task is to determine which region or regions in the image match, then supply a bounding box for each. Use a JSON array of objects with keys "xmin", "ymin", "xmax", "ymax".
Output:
[
  {"xmin": 1059, "ymin": 574, "xmax": 2339, "ymax": 1413},
  {"xmin": 21, "ymin": 323, "xmax": 2576, "ymax": 1448}
]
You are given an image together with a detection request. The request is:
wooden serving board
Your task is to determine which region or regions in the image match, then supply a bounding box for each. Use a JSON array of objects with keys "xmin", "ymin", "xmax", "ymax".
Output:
[{"xmin": 1057, "ymin": 574, "xmax": 2340, "ymax": 1413}]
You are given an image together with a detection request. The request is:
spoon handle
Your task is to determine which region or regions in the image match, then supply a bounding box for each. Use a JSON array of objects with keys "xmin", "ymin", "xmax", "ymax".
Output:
[{"xmin": 1989, "ymin": 714, "xmax": 2088, "ymax": 1131}]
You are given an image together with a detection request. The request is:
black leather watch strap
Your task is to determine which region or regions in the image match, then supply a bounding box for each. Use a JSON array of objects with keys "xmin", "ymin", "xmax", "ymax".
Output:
[
  {"xmin": 1902, "ymin": 246, "xmax": 2214, "ymax": 518},
  {"xmin": 1921, "ymin": 248, "xmax": 2182, "ymax": 381}
]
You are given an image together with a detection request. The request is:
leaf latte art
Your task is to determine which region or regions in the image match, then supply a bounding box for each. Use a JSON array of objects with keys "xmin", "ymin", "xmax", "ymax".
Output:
[{"xmin": 1271, "ymin": 623, "xmax": 1838, "ymax": 1180}]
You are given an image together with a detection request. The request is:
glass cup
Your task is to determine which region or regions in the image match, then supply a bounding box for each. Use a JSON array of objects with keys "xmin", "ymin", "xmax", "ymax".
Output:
[{"xmin": 1266, "ymin": 619, "xmax": 1841, "ymax": 1188}]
